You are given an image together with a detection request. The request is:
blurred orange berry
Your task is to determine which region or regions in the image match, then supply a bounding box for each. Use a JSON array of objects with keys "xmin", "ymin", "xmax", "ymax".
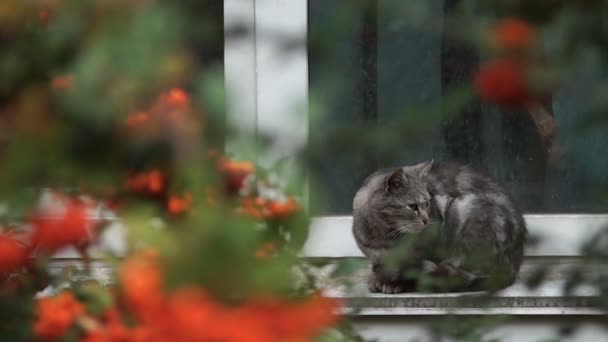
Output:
[
  {"xmin": 35, "ymin": 292, "xmax": 85, "ymax": 340},
  {"xmin": 126, "ymin": 111, "xmax": 150, "ymax": 127},
  {"xmin": 491, "ymin": 18, "xmax": 535, "ymax": 52},
  {"xmin": 254, "ymin": 197, "xmax": 266, "ymax": 207},
  {"xmin": 255, "ymin": 242, "xmax": 276, "ymax": 260},
  {"xmin": 0, "ymin": 234, "xmax": 28, "ymax": 275},
  {"xmin": 79, "ymin": 332, "xmax": 105, "ymax": 342},
  {"xmin": 266, "ymin": 197, "xmax": 300, "ymax": 221},
  {"xmin": 241, "ymin": 196, "xmax": 300, "ymax": 221},
  {"xmin": 126, "ymin": 170, "xmax": 165, "ymax": 196},
  {"xmin": 39, "ymin": 10, "xmax": 50, "ymax": 26},
  {"xmin": 167, "ymin": 193, "xmax": 192, "ymax": 215},
  {"xmin": 475, "ymin": 59, "xmax": 531, "ymax": 108},
  {"xmin": 130, "ymin": 325, "xmax": 158, "ymax": 342},
  {"xmin": 83, "ymin": 283, "xmax": 341, "ymax": 341},
  {"xmin": 147, "ymin": 171, "xmax": 164, "ymax": 194},
  {"xmin": 241, "ymin": 197, "xmax": 266, "ymax": 219},
  {"xmin": 164, "ymin": 287, "xmax": 224, "ymax": 341},
  {"xmin": 218, "ymin": 159, "xmax": 255, "ymax": 194},
  {"xmin": 240, "ymin": 294, "xmax": 341, "ymax": 341},
  {"xmin": 285, "ymin": 294, "xmax": 342, "ymax": 339},
  {"xmin": 51, "ymin": 74, "xmax": 75, "ymax": 91},
  {"xmin": 32, "ymin": 199, "xmax": 94, "ymax": 253},
  {"xmin": 123, "ymin": 88, "xmax": 193, "ymax": 138},
  {"xmin": 166, "ymin": 88, "xmax": 189, "ymax": 107},
  {"xmin": 120, "ymin": 252, "xmax": 164, "ymax": 323},
  {"xmin": 105, "ymin": 309, "xmax": 131, "ymax": 336}
]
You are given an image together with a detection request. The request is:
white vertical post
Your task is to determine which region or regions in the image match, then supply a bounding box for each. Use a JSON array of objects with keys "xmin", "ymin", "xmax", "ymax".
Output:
[
  {"xmin": 224, "ymin": 0, "xmax": 309, "ymax": 204},
  {"xmin": 224, "ymin": 0, "xmax": 258, "ymax": 155},
  {"xmin": 253, "ymin": 0, "xmax": 309, "ymax": 166}
]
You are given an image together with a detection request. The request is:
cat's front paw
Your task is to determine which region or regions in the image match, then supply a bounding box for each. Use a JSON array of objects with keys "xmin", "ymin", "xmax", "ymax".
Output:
[
  {"xmin": 367, "ymin": 278, "xmax": 405, "ymax": 294},
  {"xmin": 367, "ymin": 278, "xmax": 382, "ymax": 293},
  {"xmin": 380, "ymin": 283, "xmax": 404, "ymax": 294}
]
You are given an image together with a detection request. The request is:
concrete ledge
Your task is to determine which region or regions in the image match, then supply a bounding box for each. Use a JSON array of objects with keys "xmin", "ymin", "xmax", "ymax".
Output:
[
  {"xmin": 43, "ymin": 258, "xmax": 606, "ymax": 316},
  {"xmin": 321, "ymin": 258, "xmax": 605, "ymax": 316},
  {"xmin": 336, "ymin": 292, "xmax": 601, "ymax": 316},
  {"xmin": 42, "ymin": 258, "xmax": 604, "ymax": 316},
  {"xmin": 343, "ymin": 307, "xmax": 603, "ymax": 316}
]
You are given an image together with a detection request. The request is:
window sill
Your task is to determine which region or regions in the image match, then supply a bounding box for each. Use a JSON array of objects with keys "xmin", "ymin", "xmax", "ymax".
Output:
[{"xmin": 324, "ymin": 258, "xmax": 603, "ymax": 316}]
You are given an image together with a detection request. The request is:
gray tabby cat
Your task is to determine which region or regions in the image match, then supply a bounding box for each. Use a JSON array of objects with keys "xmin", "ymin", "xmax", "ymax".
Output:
[{"xmin": 352, "ymin": 161, "xmax": 527, "ymax": 293}]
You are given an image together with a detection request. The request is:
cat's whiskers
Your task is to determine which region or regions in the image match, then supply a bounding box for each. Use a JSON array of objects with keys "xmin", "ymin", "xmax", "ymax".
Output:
[
  {"xmin": 387, "ymin": 229, "xmax": 404, "ymax": 239},
  {"xmin": 396, "ymin": 222, "xmax": 424, "ymax": 234},
  {"xmin": 387, "ymin": 223, "xmax": 418, "ymax": 237},
  {"xmin": 387, "ymin": 224, "xmax": 415, "ymax": 239}
]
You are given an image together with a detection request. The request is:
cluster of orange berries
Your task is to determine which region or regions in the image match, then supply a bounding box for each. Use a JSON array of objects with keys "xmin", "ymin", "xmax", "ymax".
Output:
[
  {"xmin": 167, "ymin": 193, "xmax": 193, "ymax": 216},
  {"xmin": 254, "ymin": 242, "xmax": 277, "ymax": 260},
  {"xmin": 123, "ymin": 157, "xmax": 300, "ymax": 221},
  {"xmin": 34, "ymin": 251, "xmax": 341, "ymax": 342},
  {"xmin": 124, "ymin": 87, "xmax": 192, "ymax": 130},
  {"xmin": 125, "ymin": 170, "xmax": 165, "ymax": 196},
  {"xmin": 0, "ymin": 234, "xmax": 28, "ymax": 275},
  {"xmin": 0, "ymin": 194, "xmax": 96, "ymax": 288},
  {"xmin": 125, "ymin": 169, "xmax": 195, "ymax": 216},
  {"xmin": 35, "ymin": 292, "xmax": 85, "ymax": 340},
  {"xmin": 475, "ymin": 18, "xmax": 541, "ymax": 108},
  {"xmin": 220, "ymin": 158, "xmax": 301, "ymax": 222},
  {"xmin": 0, "ymin": 195, "xmax": 96, "ymax": 278},
  {"xmin": 241, "ymin": 197, "xmax": 300, "ymax": 221},
  {"xmin": 10, "ymin": 78, "xmax": 308, "ymax": 338},
  {"xmin": 214, "ymin": 155, "xmax": 301, "ymax": 221},
  {"xmin": 31, "ymin": 197, "xmax": 95, "ymax": 253},
  {"xmin": 122, "ymin": 147, "xmax": 301, "ymax": 223},
  {"xmin": 217, "ymin": 158, "xmax": 256, "ymax": 195}
]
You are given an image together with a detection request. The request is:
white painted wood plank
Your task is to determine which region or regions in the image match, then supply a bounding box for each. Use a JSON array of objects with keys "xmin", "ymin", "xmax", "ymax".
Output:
[
  {"xmin": 302, "ymin": 215, "xmax": 608, "ymax": 257},
  {"xmin": 224, "ymin": 0, "xmax": 257, "ymax": 154},
  {"xmin": 354, "ymin": 319, "xmax": 607, "ymax": 341},
  {"xmin": 254, "ymin": 0, "xmax": 308, "ymax": 166},
  {"xmin": 305, "ymin": 216, "xmax": 361, "ymax": 257},
  {"xmin": 525, "ymin": 214, "xmax": 608, "ymax": 256},
  {"xmin": 348, "ymin": 307, "xmax": 604, "ymax": 316}
]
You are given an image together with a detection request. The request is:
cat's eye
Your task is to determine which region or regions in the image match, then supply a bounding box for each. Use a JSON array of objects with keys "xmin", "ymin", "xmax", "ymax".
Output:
[{"xmin": 408, "ymin": 203, "xmax": 418, "ymax": 211}]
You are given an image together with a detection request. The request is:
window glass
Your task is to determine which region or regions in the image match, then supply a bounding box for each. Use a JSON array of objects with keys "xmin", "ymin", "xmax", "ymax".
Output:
[{"xmin": 308, "ymin": 0, "xmax": 607, "ymax": 214}]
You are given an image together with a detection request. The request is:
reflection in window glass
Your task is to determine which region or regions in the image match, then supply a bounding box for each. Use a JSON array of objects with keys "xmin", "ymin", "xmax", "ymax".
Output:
[{"xmin": 308, "ymin": 0, "xmax": 607, "ymax": 214}]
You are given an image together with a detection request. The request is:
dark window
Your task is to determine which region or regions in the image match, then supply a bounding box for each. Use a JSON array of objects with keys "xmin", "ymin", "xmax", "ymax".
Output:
[{"xmin": 308, "ymin": 0, "xmax": 606, "ymax": 214}]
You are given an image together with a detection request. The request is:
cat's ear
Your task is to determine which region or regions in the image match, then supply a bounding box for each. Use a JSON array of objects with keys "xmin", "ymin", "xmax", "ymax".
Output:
[
  {"xmin": 414, "ymin": 160, "xmax": 434, "ymax": 178},
  {"xmin": 385, "ymin": 168, "xmax": 406, "ymax": 193}
]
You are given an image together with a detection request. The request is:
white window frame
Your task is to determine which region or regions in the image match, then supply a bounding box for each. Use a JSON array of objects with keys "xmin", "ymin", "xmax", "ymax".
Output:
[
  {"xmin": 223, "ymin": 0, "xmax": 608, "ymax": 258},
  {"xmin": 224, "ymin": 0, "xmax": 308, "ymax": 165}
]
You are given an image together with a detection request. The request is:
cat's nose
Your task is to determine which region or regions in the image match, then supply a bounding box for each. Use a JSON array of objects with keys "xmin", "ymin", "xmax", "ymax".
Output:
[{"xmin": 422, "ymin": 218, "xmax": 428, "ymax": 225}]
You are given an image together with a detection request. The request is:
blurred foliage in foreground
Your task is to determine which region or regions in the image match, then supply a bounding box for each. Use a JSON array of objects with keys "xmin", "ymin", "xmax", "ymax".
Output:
[
  {"xmin": 0, "ymin": 1, "xmax": 353, "ymax": 341},
  {"xmin": 2, "ymin": 0, "xmax": 608, "ymax": 341}
]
